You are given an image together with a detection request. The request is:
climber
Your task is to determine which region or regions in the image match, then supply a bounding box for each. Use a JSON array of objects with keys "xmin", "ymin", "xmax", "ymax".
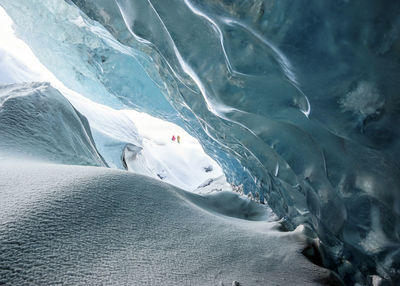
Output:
[
  {"xmin": 171, "ymin": 135, "xmax": 176, "ymax": 141},
  {"xmin": 177, "ymin": 135, "xmax": 181, "ymax": 144}
]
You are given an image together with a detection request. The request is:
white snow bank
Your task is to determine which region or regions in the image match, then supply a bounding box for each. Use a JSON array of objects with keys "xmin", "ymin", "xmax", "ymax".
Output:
[
  {"xmin": 0, "ymin": 82, "xmax": 106, "ymax": 166},
  {"xmin": 0, "ymin": 161, "xmax": 334, "ymax": 285},
  {"xmin": 122, "ymin": 110, "xmax": 224, "ymax": 190}
]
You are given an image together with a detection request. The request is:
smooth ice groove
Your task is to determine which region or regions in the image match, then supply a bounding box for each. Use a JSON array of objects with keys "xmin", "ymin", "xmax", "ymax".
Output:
[{"xmin": 0, "ymin": 0, "xmax": 399, "ymax": 285}]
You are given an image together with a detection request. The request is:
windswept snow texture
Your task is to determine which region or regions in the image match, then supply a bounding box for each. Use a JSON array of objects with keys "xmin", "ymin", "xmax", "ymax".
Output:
[
  {"xmin": 0, "ymin": 162, "xmax": 334, "ymax": 286},
  {"xmin": 1, "ymin": 0, "xmax": 400, "ymax": 284},
  {"xmin": 0, "ymin": 82, "xmax": 106, "ymax": 166}
]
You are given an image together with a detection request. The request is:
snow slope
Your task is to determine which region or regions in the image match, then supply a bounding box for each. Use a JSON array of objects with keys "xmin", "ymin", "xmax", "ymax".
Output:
[
  {"xmin": 123, "ymin": 110, "xmax": 224, "ymax": 191},
  {"xmin": 0, "ymin": 161, "xmax": 336, "ymax": 285},
  {"xmin": 0, "ymin": 82, "xmax": 106, "ymax": 166}
]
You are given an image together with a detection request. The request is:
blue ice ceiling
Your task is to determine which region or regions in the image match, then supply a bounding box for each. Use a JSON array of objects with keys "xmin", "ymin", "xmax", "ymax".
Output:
[{"xmin": 1, "ymin": 0, "xmax": 400, "ymax": 284}]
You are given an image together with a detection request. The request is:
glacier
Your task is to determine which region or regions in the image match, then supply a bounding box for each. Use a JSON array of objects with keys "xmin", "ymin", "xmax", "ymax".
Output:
[{"xmin": 0, "ymin": 0, "xmax": 399, "ymax": 285}]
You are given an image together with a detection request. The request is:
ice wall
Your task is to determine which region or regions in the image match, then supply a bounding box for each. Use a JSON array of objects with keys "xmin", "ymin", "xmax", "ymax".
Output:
[{"xmin": 1, "ymin": 0, "xmax": 400, "ymax": 284}]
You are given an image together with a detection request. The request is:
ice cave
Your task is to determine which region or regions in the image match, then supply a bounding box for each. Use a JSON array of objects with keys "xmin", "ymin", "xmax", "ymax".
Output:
[{"xmin": 0, "ymin": 1, "xmax": 399, "ymax": 285}]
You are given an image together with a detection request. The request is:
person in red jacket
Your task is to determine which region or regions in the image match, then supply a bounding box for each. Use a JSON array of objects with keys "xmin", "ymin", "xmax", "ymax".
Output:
[{"xmin": 171, "ymin": 135, "xmax": 176, "ymax": 141}]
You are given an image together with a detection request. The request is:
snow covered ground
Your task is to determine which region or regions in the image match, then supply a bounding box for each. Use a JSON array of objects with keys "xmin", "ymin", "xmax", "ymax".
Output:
[
  {"xmin": 0, "ymin": 161, "xmax": 335, "ymax": 285},
  {"xmin": 122, "ymin": 110, "xmax": 224, "ymax": 190}
]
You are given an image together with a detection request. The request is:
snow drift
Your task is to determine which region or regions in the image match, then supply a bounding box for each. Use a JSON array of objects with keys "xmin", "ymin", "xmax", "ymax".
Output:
[
  {"xmin": 0, "ymin": 82, "xmax": 105, "ymax": 166},
  {"xmin": 0, "ymin": 161, "xmax": 334, "ymax": 285}
]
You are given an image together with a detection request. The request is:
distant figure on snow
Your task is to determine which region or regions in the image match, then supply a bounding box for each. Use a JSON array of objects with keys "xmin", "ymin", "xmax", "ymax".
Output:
[
  {"xmin": 171, "ymin": 135, "xmax": 176, "ymax": 141},
  {"xmin": 177, "ymin": 135, "xmax": 181, "ymax": 144}
]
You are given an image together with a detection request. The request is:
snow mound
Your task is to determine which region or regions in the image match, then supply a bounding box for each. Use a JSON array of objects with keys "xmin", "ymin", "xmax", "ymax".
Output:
[
  {"xmin": 0, "ymin": 82, "xmax": 106, "ymax": 166},
  {"xmin": 0, "ymin": 161, "xmax": 335, "ymax": 285}
]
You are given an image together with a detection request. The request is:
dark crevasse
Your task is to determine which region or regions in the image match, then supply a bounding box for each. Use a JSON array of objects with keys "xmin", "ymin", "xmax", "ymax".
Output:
[{"xmin": 1, "ymin": 0, "xmax": 400, "ymax": 284}]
